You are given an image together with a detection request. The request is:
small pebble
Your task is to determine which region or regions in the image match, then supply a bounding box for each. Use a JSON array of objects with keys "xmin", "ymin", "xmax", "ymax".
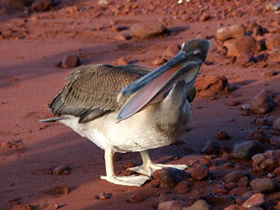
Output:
[
  {"xmin": 128, "ymin": 192, "xmax": 144, "ymax": 203},
  {"xmin": 99, "ymin": 192, "xmax": 110, "ymax": 200}
]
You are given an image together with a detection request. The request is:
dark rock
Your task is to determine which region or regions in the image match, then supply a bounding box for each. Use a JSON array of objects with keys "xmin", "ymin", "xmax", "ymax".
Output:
[
  {"xmin": 216, "ymin": 130, "xmax": 230, "ymax": 140},
  {"xmin": 158, "ymin": 200, "xmax": 186, "ymax": 210},
  {"xmin": 225, "ymin": 181, "xmax": 238, "ymax": 190},
  {"xmin": 273, "ymin": 118, "xmax": 280, "ymax": 131},
  {"xmin": 98, "ymin": 192, "xmax": 110, "ymax": 200},
  {"xmin": 31, "ymin": 0, "xmax": 54, "ymax": 12},
  {"xmin": 194, "ymin": 75, "xmax": 229, "ymax": 97},
  {"xmin": 224, "ymin": 171, "xmax": 251, "ymax": 184},
  {"xmin": 216, "ymin": 24, "xmax": 246, "ymax": 41},
  {"xmin": 8, "ymin": 0, "xmax": 33, "ymax": 9},
  {"xmin": 153, "ymin": 168, "xmax": 190, "ymax": 189},
  {"xmin": 270, "ymin": 136, "xmax": 280, "ymax": 146},
  {"xmin": 53, "ymin": 165, "xmax": 71, "ymax": 175},
  {"xmin": 190, "ymin": 164, "xmax": 209, "ymax": 181},
  {"xmin": 131, "ymin": 21, "xmax": 166, "ymax": 39},
  {"xmin": 273, "ymin": 167, "xmax": 280, "ymax": 176},
  {"xmin": 61, "ymin": 55, "xmax": 80, "ymax": 68},
  {"xmin": 255, "ymin": 117, "xmax": 272, "ymax": 127},
  {"xmin": 183, "ymin": 199, "xmax": 212, "ymax": 210},
  {"xmin": 232, "ymin": 140, "xmax": 265, "ymax": 160},
  {"xmin": 242, "ymin": 193, "xmax": 266, "ymax": 208},
  {"xmin": 245, "ymin": 129, "xmax": 266, "ymax": 143},
  {"xmin": 201, "ymin": 139, "xmax": 221, "ymax": 155},
  {"xmin": 225, "ymin": 36, "xmax": 261, "ymax": 57},
  {"xmin": 174, "ymin": 181, "xmax": 191, "ymax": 193},
  {"xmin": 250, "ymin": 178, "xmax": 280, "ymax": 193},
  {"xmin": 128, "ymin": 192, "xmax": 144, "ymax": 203},
  {"xmin": 250, "ymin": 90, "xmax": 276, "ymax": 115}
]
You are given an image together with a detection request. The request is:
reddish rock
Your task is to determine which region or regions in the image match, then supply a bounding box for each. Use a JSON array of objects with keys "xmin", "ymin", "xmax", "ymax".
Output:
[
  {"xmin": 131, "ymin": 21, "xmax": 166, "ymax": 39},
  {"xmin": 152, "ymin": 57, "xmax": 167, "ymax": 65},
  {"xmin": 273, "ymin": 167, "xmax": 280, "ymax": 176},
  {"xmin": 242, "ymin": 193, "xmax": 266, "ymax": 208},
  {"xmin": 270, "ymin": 136, "xmax": 280, "ymax": 146},
  {"xmin": 265, "ymin": 34, "xmax": 280, "ymax": 50},
  {"xmin": 174, "ymin": 181, "xmax": 191, "ymax": 193},
  {"xmin": 216, "ymin": 130, "xmax": 230, "ymax": 140},
  {"xmin": 225, "ymin": 182, "xmax": 238, "ymax": 190},
  {"xmin": 158, "ymin": 200, "xmax": 186, "ymax": 210},
  {"xmin": 245, "ymin": 129, "xmax": 266, "ymax": 143},
  {"xmin": 158, "ymin": 193, "xmax": 176, "ymax": 204},
  {"xmin": 182, "ymin": 199, "xmax": 212, "ymax": 210},
  {"xmin": 190, "ymin": 164, "xmax": 210, "ymax": 181},
  {"xmin": 128, "ymin": 192, "xmax": 144, "ymax": 203},
  {"xmin": 262, "ymin": 70, "xmax": 277, "ymax": 78},
  {"xmin": 194, "ymin": 75, "xmax": 229, "ymax": 97},
  {"xmin": 99, "ymin": 192, "xmax": 110, "ymax": 200},
  {"xmin": 250, "ymin": 90, "xmax": 276, "ymax": 115},
  {"xmin": 252, "ymin": 150, "xmax": 280, "ymax": 172},
  {"xmin": 31, "ymin": 0, "xmax": 54, "ymax": 12},
  {"xmin": 153, "ymin": 168, "xmax": 190, "ymax": 189},
  {"xmin": 216, "ymin": 24, "xmax": 246, "ymax": 41},
  {"xmin": 200, "ymin": 13, "xmax": 211, "ymax": 22},
  {"xmin": 229, "ymin": 187, "xmax": 251, "ymax": 197},
  {"xmin": 227, "ymin": 100, "xmax": 240, "ymax": 106},
  {"xmin": 212, "ymin": 184, "xmax": 228, "ymax": 194},
  {"xmin": 224, "ymin": 171, "xmax": 251, "ymax": 184},
  {"xmin": 53, "ymin": 165, "xmax": 71, "ymax": 175},
  {"xmin": 162, "ymin": 44, "xmax": 180, "ymax": 60},
  {"xmin": 115, "ymin": 34, "xmax": 130, "ymax": 40},
  {"xmin": 117, "ymin": 57, "xmax": 129, "ymax": 65},
  {"xmin": 250, "ymin": 178, "xmax": 280, "ymax": 193},
  {"xmin": 224, "ymin": 205, "xmax": 247, "ymax": 210},
  {"xmin": 61, "ymin": 55, "xmax": 80, "ymax": 68},
  {"xmin": 225, "ymin": 36, "xmax": 261, "ymax": 57},
  {"xmin": 237, "ymin": 176, "xmax": 249, "ymax": 187},
  {"xmin": 274, "ymin": 118, "xmax": 280, "ymax": 131}
]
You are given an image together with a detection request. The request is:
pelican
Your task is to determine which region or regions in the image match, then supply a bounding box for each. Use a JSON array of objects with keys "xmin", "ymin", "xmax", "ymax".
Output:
[{"xmin": 41, "ymin": 39, "xmax": 211, "ymax": 186}]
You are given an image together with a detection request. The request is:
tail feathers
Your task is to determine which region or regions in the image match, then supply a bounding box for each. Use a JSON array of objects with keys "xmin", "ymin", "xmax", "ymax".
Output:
[{"xmin": 40, "ymin": 116, "xmax": 69, "ymax": 123}]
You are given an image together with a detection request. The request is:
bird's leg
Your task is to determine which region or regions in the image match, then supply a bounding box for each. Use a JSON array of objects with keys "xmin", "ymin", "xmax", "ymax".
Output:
[
  {"xmin": 128, "ymin": 150, "xmax": 187, "ymax": 176},
  {"xmin": 100, "ymin": 147, "xmax": 150, "ymax": 186}
]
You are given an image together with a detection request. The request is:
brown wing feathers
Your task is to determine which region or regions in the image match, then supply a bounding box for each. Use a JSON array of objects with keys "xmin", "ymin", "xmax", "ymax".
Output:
[{"xmin": 49, "ymin": 64, "xmax": 145, "ymax": 123}]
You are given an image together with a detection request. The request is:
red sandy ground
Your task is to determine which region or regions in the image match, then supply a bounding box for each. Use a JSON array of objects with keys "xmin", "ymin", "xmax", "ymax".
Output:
[{"xmin": 1, "ymin": 0, "xmax": 280, "ymax": 209}]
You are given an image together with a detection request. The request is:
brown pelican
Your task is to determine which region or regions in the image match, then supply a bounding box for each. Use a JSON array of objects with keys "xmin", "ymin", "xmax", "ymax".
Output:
[{"xmin": 41, "ymin": 39, "xmax": 211, "ymax": 186}]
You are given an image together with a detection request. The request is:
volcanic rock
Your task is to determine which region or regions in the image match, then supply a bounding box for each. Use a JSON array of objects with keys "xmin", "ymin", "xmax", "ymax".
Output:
[
  {"xmin": 194, "ymin": 75, "xmax": 229, "ymax": 97},
  {"xmin": 242, "ymin": 193, "xmax": 266, "ymax": 208},
  {"xmin": 255, "ymin": 117, "xmax": 272, "ymax": 127},
  {"xmin": 61, "ymin": 55, "xmax": 80, "ymax": 68},
  {"xmin": 174, "ymin": 181, "xmax": 191, "ymax": 193},
  {"xmin": 190, "ymin": 164, "xmax": 209, "ymax": 181},
  {"xmin": 250, "ymin": 178, "xmax": 280, "ymax": 193},
  {"xmin": 224, "ymin": 171, "xmax": 250, "ymax": 184},
  {"xmin": 224, "ymin": 205, "xmax": 247, "ymax": 210},
  {"xmin": 201, "ymin": 139, "xmax": 221, "ymax": 155},
  {"xmin": 270, "ymin": 136, "xmax": 280, "ymax": 146},
  {"xmin": 128, "ymin": 192, "xmax": 144, "ymax": 203},
  {"xmin": 252, "ymin": 150, "xmax": 280, "ymax": 172},
  {"xmin": 131, "ymin": 21, "xmax": 166, "ymax": 39},
  {"xmin": 232, "ymin": 140, "xmax": 264, "ymax": 160},
  {"xmin": 216, "ymin": 130, "xmax": 230, "ymax": 140},
  {"xmin": 31, "ymin": 0, "xmax": 54, "ymax": 12},
  {"xmin": 273, "ymin": 118, "xmax": 280, "ymax": 131},
  {"xmin": 225, "ymin": 36, "xmax": 261, "ymax": 57},
  {"xmin": 265, "ymin": 34, "xmax": 280, "ymax": 50},
  {"xmin": 216, "ymin": 24, "xmax": 246, "ymax": 41},
  {"xmin": 153, "ymin": 168, "xmax": 190, "ymax": 189},
  {"xmin": 250, "ymin": 90, "xmax": 276, "ymax": 115},
  {"xmin": 162, "ymin": 43, "xmax": 180, "ymax": 60},
  {"xmin": 158, "ymin": 200, "xmax": 186, "ymax": 210},
  {"xmin": 183, "ymin": 199, "xmax": 212, "ymax": 210}
]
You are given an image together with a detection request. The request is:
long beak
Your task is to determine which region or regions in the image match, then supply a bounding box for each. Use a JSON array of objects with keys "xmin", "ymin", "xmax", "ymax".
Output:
[{"xmin": 117, "ymin": 40, "xmax": 210, "ymax": 121}]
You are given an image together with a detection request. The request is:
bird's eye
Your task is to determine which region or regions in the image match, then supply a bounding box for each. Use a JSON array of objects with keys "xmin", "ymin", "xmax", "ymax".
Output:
[{"xmin": 193, "ymin": 51, "xmax": 201, "ymax": 56}]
